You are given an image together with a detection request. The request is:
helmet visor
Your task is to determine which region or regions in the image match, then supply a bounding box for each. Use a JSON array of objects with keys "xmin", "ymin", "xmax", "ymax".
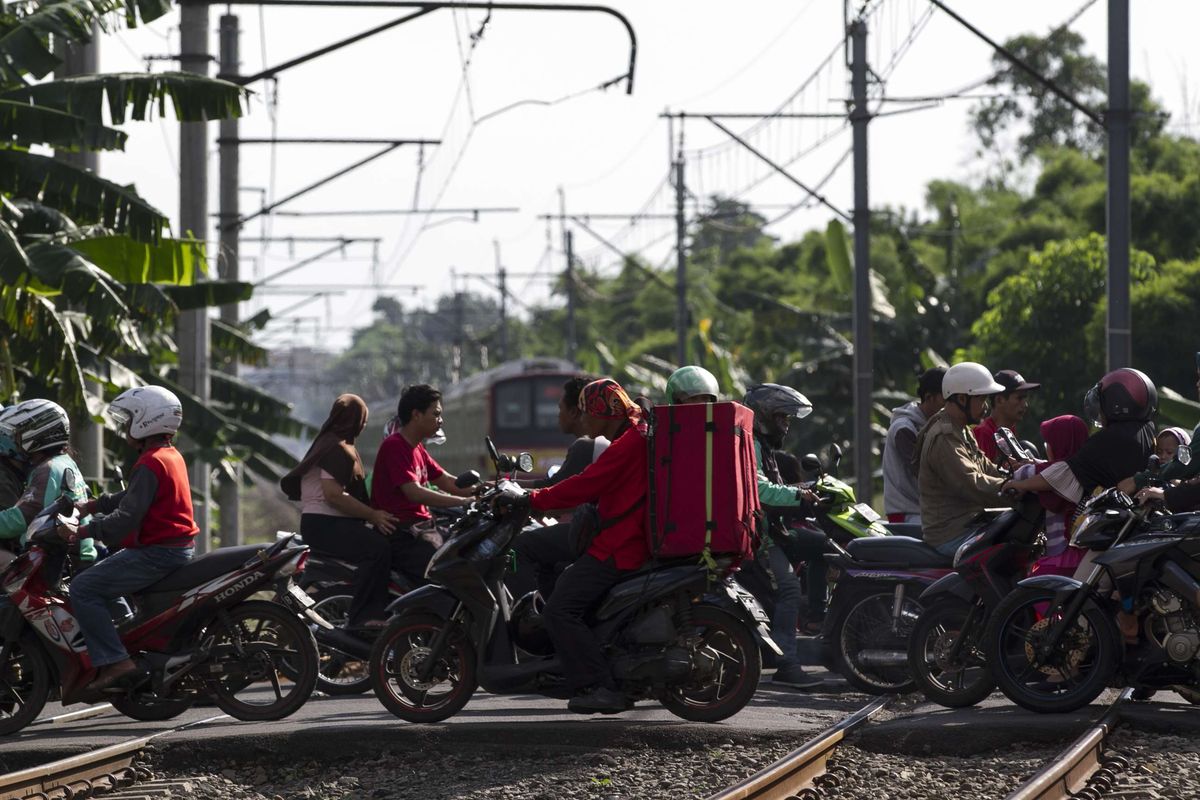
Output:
[
  {"xmin": 1083, "ymin": 385, "xmax": 1103, "ymax": 427},
  {"xmin": 106, "ymin": 403, "xmax": 132, "ymax": 433}
]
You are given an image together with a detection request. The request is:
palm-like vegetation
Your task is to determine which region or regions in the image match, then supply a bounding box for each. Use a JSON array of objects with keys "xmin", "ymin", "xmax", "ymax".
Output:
[{"xmin": 0, "ymin": 1, "xmax": 308, "ymax": 485}]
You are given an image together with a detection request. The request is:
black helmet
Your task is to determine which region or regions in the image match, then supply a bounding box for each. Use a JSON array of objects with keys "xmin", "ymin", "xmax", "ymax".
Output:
[
  {"xmin": 743, "ymin": 383, "xmax": 812, "ymax": 444},
  {"xmin": 1083, "ymin": 368, "xmax": 1157, "ymax": 426}
]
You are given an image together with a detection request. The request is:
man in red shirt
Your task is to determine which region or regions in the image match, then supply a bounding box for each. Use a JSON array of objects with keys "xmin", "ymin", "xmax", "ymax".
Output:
[
  {"xmin": 972, "ymin": 369, "xmax": 1041, "ymax": 461},
  {"xmin": 522, "ymin": 378, "xmax": 649, "ymax": 715},
  {"xmin": 372, "ymin": 385, "xmax": 475, "ymax": 583}
]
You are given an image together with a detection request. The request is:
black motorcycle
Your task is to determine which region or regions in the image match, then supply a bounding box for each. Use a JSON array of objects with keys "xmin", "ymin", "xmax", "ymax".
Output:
[
  {"xmin": 367, "ymin": 437, "xmax": 777, "ymax": 723},
  {"xmin": 985, "ymin": 488, "xmax": 1200, "ymax": 713},
  {"xmin": 906, "ymin": 494, "xmax": 1045, "ymax": 707}
]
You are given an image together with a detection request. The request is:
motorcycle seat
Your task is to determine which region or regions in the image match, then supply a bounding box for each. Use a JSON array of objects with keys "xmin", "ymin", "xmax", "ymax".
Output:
[
  {"xmin": 140, "ymin": 544, "xmax": 267, "ymax": 594},
  {"xmin": 844, "ymin": 535, "xmax": 950, "ymax": 567}
]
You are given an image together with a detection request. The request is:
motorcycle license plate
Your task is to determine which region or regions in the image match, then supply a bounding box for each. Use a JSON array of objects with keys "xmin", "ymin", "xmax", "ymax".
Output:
[
  {"xmin": 852, "ymin": 503, "xmax": 881, "ymax": 523},
  {"xmin": 287, "ymin": 583, "xmax": 315, "ymax": 609},
  {"xmin": 725, "ymin": 584, "xmax": 770, "ymax": 625}
]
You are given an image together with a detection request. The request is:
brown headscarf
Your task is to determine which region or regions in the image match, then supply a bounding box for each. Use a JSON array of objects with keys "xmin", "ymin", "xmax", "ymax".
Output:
[{"xmin": 280, "ymin": 394, "xmax": 369, "ymax": 503}]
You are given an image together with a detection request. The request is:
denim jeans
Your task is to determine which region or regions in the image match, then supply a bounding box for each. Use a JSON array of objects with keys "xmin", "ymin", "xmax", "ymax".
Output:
[
  {"xmin": 765, "ymin": 542, "xmax": 803, "ymax": 667},
  {"xmin": 69, "ymin": 545, "xmax": 193, "ymax": 667}
]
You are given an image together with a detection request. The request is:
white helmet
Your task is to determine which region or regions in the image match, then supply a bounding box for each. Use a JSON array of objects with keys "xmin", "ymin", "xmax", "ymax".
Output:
[
  {"xmin": 0, "ymin": 399, "xmax": 71, "ymax": 457},
  {"xmin": 942, "ymin": 362, "xmax": 1005, "ymax": 398},
  {"xmin": 109, "ymin": 386, "xmax": 183, "ymax": 439}
]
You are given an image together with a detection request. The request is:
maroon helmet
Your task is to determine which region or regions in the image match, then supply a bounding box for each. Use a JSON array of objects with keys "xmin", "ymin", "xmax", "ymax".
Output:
[{"xmin": 1083, "ymin": 368, "xmax": 1157, "ymax": 425}]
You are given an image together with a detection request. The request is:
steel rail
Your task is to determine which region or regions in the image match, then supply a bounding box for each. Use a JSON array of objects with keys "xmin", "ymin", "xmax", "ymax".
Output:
[
  {"xmin": 0, "ymin": 715, "xmax": 228, "ymax": 800},
  {"xmin": 1005, "ymin": 689, "xmax": 1132, "ymax": 800},
  {"xmin": 706, "ymin": 695, "xmax": 895, "ymax": 800},
  {"xmin": 29, "ymin": 703, "xmax": 114, "ymax": 727}
]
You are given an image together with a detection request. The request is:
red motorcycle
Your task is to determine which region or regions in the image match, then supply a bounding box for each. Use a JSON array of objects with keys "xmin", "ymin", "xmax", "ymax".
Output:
[{"xmin": 0, "ymin": 496, "xmax": 326, "ymax": 734}]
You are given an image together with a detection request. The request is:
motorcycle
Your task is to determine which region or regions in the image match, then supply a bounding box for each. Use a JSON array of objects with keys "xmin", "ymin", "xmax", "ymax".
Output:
[
  {"xmin": 906, "ymin": 493, "xmax": 1045, "ymax": 707},
  {"xmin": 0, "ymin": 496, "xmax": 325, "ymax": 734},
  {"xmin": 985, "ymin": 488, "xmax": 1200, "ymax": 713},
  {"xmin": 368, "ymin": 437, "xmax": 777, "ymax": 723}
]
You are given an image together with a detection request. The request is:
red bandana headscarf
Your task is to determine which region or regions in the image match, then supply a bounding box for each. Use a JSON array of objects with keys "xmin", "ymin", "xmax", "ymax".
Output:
[{"xmin": 579, "ymin": 378, "xmax": 640, "ymax": 422}]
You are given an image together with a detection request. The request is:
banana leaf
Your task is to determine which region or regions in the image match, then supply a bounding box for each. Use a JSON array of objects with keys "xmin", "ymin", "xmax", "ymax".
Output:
[
  {"xmin": 71, "ymin": 234, "xmax": 205, "ymax": 284},
  {"xmin": 1159, "ymin": 386, "xmax": 1200, "ymax": 431},
  {"xmin": 0, "ymin": 150, "xmax": 166, "ymax": 241},
  {"xmin": 208, "ymin": 370, "xmax": 313, "ymax": 439},
  {"xmin": 3, "ymin": 72, "xmax": 248, "ymax": 125},
  {"xmin": 825, "ymin": 219, "xmax": 852, "ymax": 295},
  {"xmin": 0, "ymin": 99, "xmax": 126, "ymax": 150},
  {"xmin": 211, "ymin": 318, "xmax": 268, "ymax": 368},
  {"xmin": 164, "ymin": 281, "xmax": 252, "ymax": 310}
]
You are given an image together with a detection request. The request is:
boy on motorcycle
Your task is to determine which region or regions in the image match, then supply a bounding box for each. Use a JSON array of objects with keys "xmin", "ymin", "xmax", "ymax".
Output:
[
  {"xmin": 0, "ymin": 400, "xmax": 95, "ymax": 565},
  {"xmin": 742, "ymin": 384, "xmax": 825, "ymax": 690},
  {"xmin": 70, "ymin": 386, "xmax": 197, "ymax": 692}
]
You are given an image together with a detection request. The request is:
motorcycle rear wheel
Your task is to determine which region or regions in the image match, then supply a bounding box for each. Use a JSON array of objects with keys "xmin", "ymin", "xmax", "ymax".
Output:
[
  {"xmin": 986, "ymin": 586, "xmax": 1118, "ymax": 714},
  {"xmin": 0, "ymin": 637, "xmax": 51, "ymax": 735},
  {"xmin": 309, "ymin": 591, "xmax": 371, "ymax": 696},
  {"xmin": 371, "ymin": 613, "xmax": 477, "ymax": 723},
  {"xmin": 205, "ymin": 600, "xmax": 318, "ymax": 721},
  {"xmin": 659, "ymin": 606, "xmax": 761, "ymax": 723},
  {"xmin": 831, "ymin": 586, "xmax": 920, "ymax": 694},
  {"xmin": 908, "ymin": 600, "xmax": 994, "ymax": 708}
]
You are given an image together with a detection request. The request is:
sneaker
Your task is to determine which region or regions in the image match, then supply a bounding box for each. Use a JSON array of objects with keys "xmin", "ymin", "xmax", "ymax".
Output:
[
  {"xmin": 772, "ymin": 663, "xmax": 824, "ymax": 690},
  {"xmin": 567, "ymin": 686, "xmax": 629, "ymax": 715}
]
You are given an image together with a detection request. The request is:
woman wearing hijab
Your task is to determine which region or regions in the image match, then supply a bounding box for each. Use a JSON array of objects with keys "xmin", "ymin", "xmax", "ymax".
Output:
[
  {"xmin": 520, "ymin": 378, "xmax": 650, "ymax": 715},
  {"xmin": 281, "ymin": 394, "xmax": 397, "ymax": 628},
  {"xmin": 1020, "ymin": 415, "xmax": 1090, "ymax": 577}
]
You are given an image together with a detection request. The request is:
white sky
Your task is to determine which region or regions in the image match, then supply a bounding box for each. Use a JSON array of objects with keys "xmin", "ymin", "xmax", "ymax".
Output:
[{"xmin": 96, "ymin": 0, "xmax": 1200, "ymax": 352}]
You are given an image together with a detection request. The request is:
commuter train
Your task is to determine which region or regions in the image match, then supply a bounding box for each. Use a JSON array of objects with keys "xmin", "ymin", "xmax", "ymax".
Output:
[{"xmin": 436, "ymin": 358, "xmax": 582, "ymax": 478}]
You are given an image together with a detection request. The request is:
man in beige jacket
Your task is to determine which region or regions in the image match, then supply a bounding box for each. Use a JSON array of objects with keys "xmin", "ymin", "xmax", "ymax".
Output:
[{"xmin": 914, "ymin": 362, "xmax": 1010, "ymax": 556}]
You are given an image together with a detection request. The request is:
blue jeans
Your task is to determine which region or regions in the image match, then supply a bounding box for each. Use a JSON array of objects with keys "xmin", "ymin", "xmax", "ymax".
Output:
[
  {"xmin": 765, "ymin": 542, "xmax": 803, "ymax": 667},
  {"xmin": 69, "ymin": 546, "xmax": 193, "ymax": 667}
]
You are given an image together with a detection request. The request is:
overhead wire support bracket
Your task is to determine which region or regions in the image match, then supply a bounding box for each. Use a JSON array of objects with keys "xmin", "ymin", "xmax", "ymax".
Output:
[
  {"xmin": 269, "ymin": 207, "xmax": 520, "ymax": 218},
  {"xmin": 701, "ymin": 116, "xmax": 852, "ymax": 223},
  {"xmin": 219, "ymin": 137, "xmax": 441, "ymax": 146},
  {"xmin": 925, "ymin": 0, "xmax": 1104, "ymax": 126},
  {"xmin": 191, "ymin": 0, "xmax": 638, "ymax": 93}
]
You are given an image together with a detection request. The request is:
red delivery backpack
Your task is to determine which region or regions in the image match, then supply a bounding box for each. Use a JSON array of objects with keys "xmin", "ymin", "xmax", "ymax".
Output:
[{"xmin": 647, "ymin": 401, "xmax": 761, "ymax": 561}]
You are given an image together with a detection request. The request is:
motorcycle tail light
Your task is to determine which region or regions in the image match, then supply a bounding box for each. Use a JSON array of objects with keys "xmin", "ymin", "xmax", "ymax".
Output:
[{"xmin": 278, "ymin": 550, "xmax": 307, "ymax": 578}]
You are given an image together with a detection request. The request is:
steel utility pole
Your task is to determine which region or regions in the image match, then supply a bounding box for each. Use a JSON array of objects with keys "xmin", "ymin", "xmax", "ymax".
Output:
[
  {"xmin": 565, "ymin": 229, "xmax": 577, "ymax": 363},
  {"xmin": 1106, "ymin": 0, "xmax": 1131, "ymax": 370},
  {"xmin": 55, "ymin": 27, "xmax": 104, "ymax": 486},
  {"xmin": 179, "ymin": 1, "xmax": 211, "ymax": 553},
  {"xmin": 850, "ymin": 17, "xmax": 874, "ymax": 503},
  {"xmin": 673, "ymin": 126, "xmax": 688, "ymax": 367},
  {"xmin": 217, "ymin": 13, "xmax": 242, "ymax": 547},
  {"xmin": 495, "ymin": 241, "xmax": 509, "ymax": 363}
]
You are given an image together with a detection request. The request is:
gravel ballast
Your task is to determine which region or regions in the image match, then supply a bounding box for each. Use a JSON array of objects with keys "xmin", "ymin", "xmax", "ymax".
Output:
[{"xmin": 822, "ymin": 743, "xmax": 1049, "ymax": 800}]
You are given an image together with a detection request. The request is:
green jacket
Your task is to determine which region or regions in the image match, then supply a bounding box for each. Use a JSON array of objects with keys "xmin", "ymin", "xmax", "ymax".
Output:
[{"xmin": 0, "ymin": 453, "xmax": 96, "ymax": 560}]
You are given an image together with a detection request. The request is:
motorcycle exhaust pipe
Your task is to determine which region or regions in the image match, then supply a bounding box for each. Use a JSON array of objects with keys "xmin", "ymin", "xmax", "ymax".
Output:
[
  {"xmin": 857, "ymin": 649, "xmax": 908, "ymax": 667},
  {"xmin": 314, "ymin": 627, "xmax": 373, "ymax": 660}
]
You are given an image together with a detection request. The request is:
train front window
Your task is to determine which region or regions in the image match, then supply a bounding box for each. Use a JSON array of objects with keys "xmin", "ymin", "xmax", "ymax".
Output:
[
  {"xmin": 534, "ymin": 378, "xmax": 563, "ymax": 430},
  {"xmin": 494, "ymin": 382, "xmax": 531, "ymax": 429}
]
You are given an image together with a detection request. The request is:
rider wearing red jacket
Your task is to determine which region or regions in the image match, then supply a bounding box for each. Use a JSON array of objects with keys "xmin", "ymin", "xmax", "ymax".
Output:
[{"xmin": 524, "ymin": 378, "xmax": 648, "ymax": 715}]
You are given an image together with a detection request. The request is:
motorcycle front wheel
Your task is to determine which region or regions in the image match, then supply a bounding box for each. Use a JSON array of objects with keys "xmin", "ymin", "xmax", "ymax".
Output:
[
  {"xmin": 659, "ymin": 606, "xmax": 761, "ymax": 723},
  {"xmin": 0, "ymin": 637, "xmax": 51, "ymax": 735},
  {"xmin": 986, "ymin": 586, "xmax": 1118, "ymax": 714},
  {"xmin": 831, "ymin": 586, "xmax": 921, "ymax": 694},
  {"xmin": 908, "ymin": 599, "xmax": 994, "ymax": 708},
  {"xmin": 371, "ymin": 613, "xmax": 477, "ymax": 723},
  {"xmin": 205, "ymin": 600, "xmax": 318, "ymax": 721}
]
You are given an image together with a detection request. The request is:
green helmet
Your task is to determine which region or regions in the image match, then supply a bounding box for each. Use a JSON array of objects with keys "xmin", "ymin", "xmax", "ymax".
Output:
[{"xmin": 666, "ymin": 366, "xmax": 720, "ymax": 404}]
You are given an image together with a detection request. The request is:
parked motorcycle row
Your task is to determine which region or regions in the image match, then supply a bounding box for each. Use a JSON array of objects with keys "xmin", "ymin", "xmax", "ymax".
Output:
[
  {"xmin": 5, "ymin": 426, "xmax": 1199, "ymax": 736},
  {"xmin": 807, "ymin": 440, "xmax": 1200, "ymax": 713}
]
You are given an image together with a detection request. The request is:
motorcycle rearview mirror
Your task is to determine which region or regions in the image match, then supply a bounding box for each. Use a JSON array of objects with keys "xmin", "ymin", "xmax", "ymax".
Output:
[
  {"xmin": 1178, "ymin": 445, "xmax": 1192, "ymax": 467},
  {"xmin": 829, "ymin": 443, "xmax": 843, "ymax": 477},
  {"xmin": 455, "ymin": 470, "xmax": 481, "ymax": 489},
  {"xmin": 1148, "ymin": 454, "xmax": 1162, "ymax": 472},
  {"xmin": 113, "ymin": 464, "xmax": 126, "ymax": 491},
  {"xmin": 800, "ymin": 454, "xmax": 823, "ymax": 475},
  {"xmin": 516, "ymin": 453, "xmax": 534, "ymax": 474},
  {"xmin": 546, "ymin": 465, "xmax": 561, "ymax": 480}
]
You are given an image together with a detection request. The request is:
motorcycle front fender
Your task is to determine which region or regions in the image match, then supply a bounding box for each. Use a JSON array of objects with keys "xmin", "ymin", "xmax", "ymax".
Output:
[
  {"xmin": 919, "ymin": 572, "xmax": 974, "ymax": 604},
  {"xmin": 1017, "ymin": 574, "xmax": 1085, "ymax": 592}
]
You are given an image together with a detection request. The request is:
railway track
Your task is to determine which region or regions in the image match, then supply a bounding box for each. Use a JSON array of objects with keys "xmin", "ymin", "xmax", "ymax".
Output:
[
  {"xmin": 706, "ymin": 696, "xmax": 895, "ymax": 800},
  {"xmin": 1004, "ymin": 689, "xmax": 1133, "ymax": 800},
  {"xmin": 0, "ymin": 715, "xmax": 228, "ymax": 800}
]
